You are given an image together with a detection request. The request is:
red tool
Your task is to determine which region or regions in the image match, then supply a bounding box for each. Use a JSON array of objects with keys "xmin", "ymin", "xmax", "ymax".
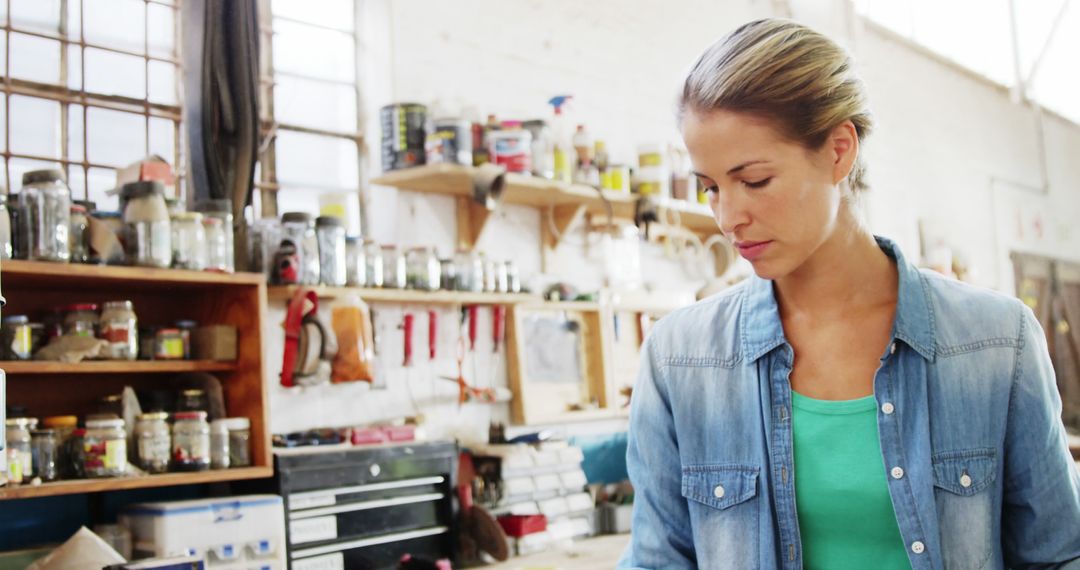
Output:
[
  {"xmin": 467, "ymin": 305, "xmax": 479, "ymax": 351},
  {"xmin": 402, "ymin": 313, "xmax": 414, "ymax": 366},
  {"xmin": 280, "ymin": 288, "xmax": 320, "ymax": 388},
  {"xmin": 428, "ymin": 310, "xmax": 438, "ymax": 360},
  {"xmin": 442, "ymin": 337, "xmax": 499, "ymax": 405},
  {"xmin": 492, "ymin": 306, "xmax": 506, "ymax": 353}
]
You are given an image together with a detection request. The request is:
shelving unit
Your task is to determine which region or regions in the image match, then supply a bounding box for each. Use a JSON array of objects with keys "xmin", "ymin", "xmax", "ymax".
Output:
[
  {"xmin": 267, "ymin": 285, "xmax": 538, "ymax": 305},
  {"xmin": 371, "ymin": 164, "xmax": 719, "ymax": 251},
  {"xmin": 0, "ymin": 260, "xmax": 272, "ymax": 499}
]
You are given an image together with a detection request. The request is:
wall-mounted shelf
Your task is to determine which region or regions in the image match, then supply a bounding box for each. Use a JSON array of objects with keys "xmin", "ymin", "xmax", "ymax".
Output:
[
  {"xmin": 267, "ymin": 285, "xmax": 539, "ymax": 305},
  {"xmin": 0, "ymin": 467, "xmax": 273, "ymax": 500},
  {"xmin": 0, "ymin": 361, "xmax": 237, "ymax": 375},
  {"xmin": 371, "ymin": 164, "xmax": 719, "ymax": 250}
]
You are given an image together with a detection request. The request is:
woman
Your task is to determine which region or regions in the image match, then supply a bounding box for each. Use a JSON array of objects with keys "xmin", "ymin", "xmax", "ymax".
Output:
[{"xmin": 621, "ymin": 18, "xmax": 1080, "ymax": 570}]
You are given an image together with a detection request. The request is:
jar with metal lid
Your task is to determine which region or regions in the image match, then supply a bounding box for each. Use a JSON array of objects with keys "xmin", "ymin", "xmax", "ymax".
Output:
[
  {"xmin": 63, "ymin": 303, "xmax": 99, "ymax": 337},
  {"xmin": 281, "ymin": 212, "xmax": 319, "ymax": 285},
  {"xmin": 505, "ymin": 260, "xmax": 521, "ymax": 293},
  {"xmin": 0, "ymin": 193, "xmax": 11, "ymax": 260},
  {"xmin": 316, "ymin": 216, "xmax": 347, "ymax": 286},
  {"xmin": 135, "ymin": 412, "xmax": 170, "ymax": 474},
  {"xmin": 363, "ymin": 240, "xmax": 384, "ymax": 288},
  {"xmin": 381, "ymin": 244, "xmax": 406, "ymax": 289},
  {"xmin": 69, "ymin": 204, "xmax": 90, "ymax": 263},
  {"xmin": 493, "ymin": 261, "xmax": 510, "ymax": 293},
  {"xmin": 100, "ymin": 301, "xmax": 138, "ymax": 360},
  {"xmin": 170, "ymin": 212, "xmax": 206, "ymax": 270},
  {"xmin": 31, "ymin": 429, "xmax": 59, "ymax": 481},
  {"xmin": 482, "ymin": 254, "xmax": 497, "ymax": 292},
  {"xmin": 177, "ymin": 388, "xmax": 208, "ymax": 413},
  {"xmin": 406, "ymin": 246, "xmax": 441, "ymax": 291},
  {"xmin": 210, "ymin": 419, "xmax": 230, "ymax": 470},
  {"xmin": 455, "ymin": 249, "xmax": 483, "ymax": 292},
  {"xmin": 345, "ymin": 237, "xmax": 366, "ymax": 287},
  {"xmin": 1, "ymin": 315, "xmax": 33, "ymax": 360},
  {"xmin": 43, "ymin": 416, "xmax": 77, "ymax": 478},
  {"xmin": 9, "ymin": 193, "xmax": 32, "ymax": 260},
  {"xmin": 154, "ymin": 328, "xmax": 185, "ymax": 360},
  {"xmin": 21, "ymin": 169, "xmax": 72, "ymax": 262},
  {"xmin": 202, "ymin": 217, "xmax": 230, "ymax": 272},
  {"xmin": 172, "ymin": 411, "xmax": 210, "ymax": 471},
  {"xmin": 222, "ymin": 417, "xmax": 251, "ymax": 467},
  {"xmin": 175, "ymin": 320, "xmax": 197, "ymax": 359},
  {"xmin": 84, "ymin": 417, "xmax": 127, "ymax": 477},
  {"xmin": 121, "ymin": 181, "xmax": 172, "ymax": 268},
  {"xmin": 5, "ymin": 418, "xmax": 33, "ymax": 483},
  {"xmin": 194, "ymin": 200, "xmax": 234, "ymax": 272},
  {"xmin": 439, "ymin": 258, "xmax": 457, "ymax": 291}
]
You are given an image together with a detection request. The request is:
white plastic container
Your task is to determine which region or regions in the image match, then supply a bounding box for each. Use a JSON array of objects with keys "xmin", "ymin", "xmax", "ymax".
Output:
[{"xmin": 121, "ymin": 494, "xmax": 287, "ymax": 565}]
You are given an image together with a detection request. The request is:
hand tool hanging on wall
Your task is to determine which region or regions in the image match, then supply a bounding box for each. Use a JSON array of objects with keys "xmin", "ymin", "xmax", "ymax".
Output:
[
  {"xmin": 429, "ymin": 310, "xmax": 438, "ymax": 361},
  {"xmin": 402, "ymin": 313, "xmax": 415, "ymax": 367},
  {"xmin": 281, "ymin": 288, "xmax": 326, "ymax": 388}
]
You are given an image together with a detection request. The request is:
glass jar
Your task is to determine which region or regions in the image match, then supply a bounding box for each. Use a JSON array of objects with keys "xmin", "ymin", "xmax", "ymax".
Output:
[
  {"xmin": 97, "ymin": 394, "xmax": 124, "ymax": 418},
  {"xmin": 172, "ymin": 411, "xmax": 210, "ymax": 471},
  {"xmin": 21, "ymin": 169, "xmax": 72, "ymax": 262},
  {"xmin": 439, "ymin": 258, "xmax": 457, "ymax": 291},
  {"xmin": 195, "ymin": 200, "xmax": 234, "ymax": 272},
  {"xmin": 494, "ymin": 260, "xmax": 510, "ymax": 293},
  {"xmin": 122, "ymin": 181, "xmax": 172, "ymax": 268},
  {"xmin": 171, "ymin": 212, "xmax": 207, "ymax": 270},
  {"xmin": 281, "ymin": 212, "xmax": 319, "ymax": 285},
  {"xmin": 0, "ymin": 194, "xmax": 12, "ymax": 260},
  {"xmin": 100, "ymin": 301, "xmax": 138, "ymax": 361},
  {"xmin": 5, "ymin": 418, "xmax": 33, "ymax": 484},
  {"xmin": 67, "ymin": 428, "xmax": 87, "ymax": 478},
  {"xmin": 177, "ymin": 389, "xmax": 208, "ymax": 413},
  {"xmin": 223, "ymin": 417, "xmax": 251, "ymax": 468},
  {"xmin": 455, "ymin": 249, "xmax": 483, "ymax": 292},
  {"xmin": 1, "ymin": 315, "xmax": 34, "ymax": 360},
  {"xmin": 202, "ymin": 217, "xmax": 230, "ymax": 272},
  {"xmin": 135, "ymin": 412, "xmax": 170, "ymax": 474},
  {"xmin": 31, "ymin": 429, "xmax": 59, "ymax": 482},
  {"xmin": 482, "ymin": 255, "xmax": 497, "ymax": 293},
  {"xmin": 9, "ymin": 193, "xmax": 32, "ymax": 260},
  {"xmin": 84, "ymin": 417, "xmax": 127, "ymax": 477},
  {"xmin": 63, "ymin": 303, "xmax": 99, "ymax": 337},
  {"xmin": 316, "ymin": 216, "xmax": 347, "ymax": 286},
  {"xmin": 175, "ymin": 320, "xmax": 197, "ymax": 360},
  {"xmin": 154, "ymin": 328, "xmax": 185, "ymax": 360},
  {"xmin": 381, "ymin": 245, "xmax": 406, "ymax": 289},
  {"xmin": 210, "ymin": 419, "xmax": 230, "ymax": 470},
  {"xmin": 363, "ymin": 240, "xmax": 384, "ymax": 288},
  {"xmin": 248, "ymin": 217, "xmax": 281, "ymax": 278},
  {"xmin": 406, "ymin": 246, "xmax": 441, "ymax": 291},
  {"xmin": 43, "ymin": 415, "xmax": 78, "ymax": 478},
  {"xmin": 69, "ymin": 204, "xmax": 90, "ymax": 263},
  {"xmin": 345, "ymin": 237, "xmax": 366, "ymax": 287}
]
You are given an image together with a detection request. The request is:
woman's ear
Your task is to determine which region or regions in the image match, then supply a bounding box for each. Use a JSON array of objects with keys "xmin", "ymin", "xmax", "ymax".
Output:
[{"xmin": 829, "ymin": 120, "xmax": 859, "ymax": 186}]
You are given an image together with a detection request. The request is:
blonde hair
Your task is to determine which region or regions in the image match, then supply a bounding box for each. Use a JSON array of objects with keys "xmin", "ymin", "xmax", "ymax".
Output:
[{"xmin": 679, "ymin": 19, "xmax": 874, "ymax": 192}]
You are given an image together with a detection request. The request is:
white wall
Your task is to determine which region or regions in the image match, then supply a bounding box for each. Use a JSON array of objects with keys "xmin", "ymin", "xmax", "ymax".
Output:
[{"xmin": 267, "ymin": 0, "xmax": 1080, "ymax": 441}]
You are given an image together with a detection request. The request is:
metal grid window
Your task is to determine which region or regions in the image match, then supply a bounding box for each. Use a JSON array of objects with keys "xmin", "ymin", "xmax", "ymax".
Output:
[
  {"xmin": 0, "ymin": 0, "xmax": 183, "ymax": 209},
  {"xmin": 256, "ymin": 0, "xmax": 364, "ymax": 223}
]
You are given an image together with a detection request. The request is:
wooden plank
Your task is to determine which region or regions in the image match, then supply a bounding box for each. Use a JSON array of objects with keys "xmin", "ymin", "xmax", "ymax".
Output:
[
  {"xmin": 0, "ymin": 260, "xmax": 265, "ymax": 289},
  {"xmin": 0, "ymin": 467, "xmax": 272, "ymax": 500},
  {"xmin": 371, "ymin": 164, "xmax": 472, "ymax": 196},
  {"xmin": 266, "ymin": 286, "xmax": 539, "ymax": 306},
  {"xmin": 0, "ymin": 361, "xmax": 237, "ymax": 374},
  {"xmin": 546, "ymin": 204, "xmax": 587, "ymax": 249},
  {"xmin": 505, "ymin": 306, "xmax": 529, "ymax": 425},
  {"xmin": 456, "ymin": 196, "xmax": 494, "ymax": 251}
]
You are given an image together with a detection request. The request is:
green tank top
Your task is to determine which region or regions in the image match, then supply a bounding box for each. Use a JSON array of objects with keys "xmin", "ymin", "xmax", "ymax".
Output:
[{"xmin": 791, "ymin": 391, "xmax": 911, "ymax": 569}]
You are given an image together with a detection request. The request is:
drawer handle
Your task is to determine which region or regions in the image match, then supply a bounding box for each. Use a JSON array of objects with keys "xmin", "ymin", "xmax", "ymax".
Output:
[{"xmin": 369, "ymin": 464, "xmax": 381, "ymax": 477}]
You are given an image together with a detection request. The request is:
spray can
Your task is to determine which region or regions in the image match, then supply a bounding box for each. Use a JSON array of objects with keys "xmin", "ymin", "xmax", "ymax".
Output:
[{"xmin": 548, "ymin": 96, "xmax": 574, "ymax": 183}]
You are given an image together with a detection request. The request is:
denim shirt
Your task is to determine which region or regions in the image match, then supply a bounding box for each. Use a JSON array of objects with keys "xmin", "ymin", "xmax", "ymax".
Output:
[{"xmin": 620, "ymin": 237, "xmax": 1080, "ymax": 570}]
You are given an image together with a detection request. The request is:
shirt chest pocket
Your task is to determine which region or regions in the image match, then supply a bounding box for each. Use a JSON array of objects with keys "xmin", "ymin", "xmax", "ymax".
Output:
[
  {"xmin": 680, "ymin": 464, "xmax": 760, "ymax": 563},
  {"xmin": 932, "ymin": 449, "xmax": 997, "ymax": 570}
]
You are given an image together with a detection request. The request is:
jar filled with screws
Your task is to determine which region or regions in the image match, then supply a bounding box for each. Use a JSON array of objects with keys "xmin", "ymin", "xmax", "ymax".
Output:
[
  {"xmin": 223, "ymin": 417, "xmax": 251, "ymax": 468},
  {"xmin": 363, "ymin": 240, "xmax": 384, "ymax": 288},
  {"xmin": 135, "ymin": 412, "xmax": 171, "ymax": 474},
  {"xmin": 172, "ymin": 411, "xmax": 210, "ymax": 472},
  {"xmin": 170, "ymin": 212, "xmax": 207, "ymax": 270},
  {"xmin": 84, "ymin": 417, "xmax": 128, "ymax": 478},
  {"xmin": 316, "ymin": 216, "xmax": 347, "ymax": 286},
  {"xmin": 406, "ymin": 246, "xmax": 440, "ymax": 291},
  {"xmin": 210, "ymin": 419, "xmax": 230, "ymax": 470},
  {"xmin": 21, "ymin": 169, "xmax": 72, "ymax": 262},
  {"xmin": 122, "ymin": 181, "xmax": 172, "ymax": 268},
  {"xmin": 30, "ymin": 428, "xmax": 59, "ymax": 482},
  {"xmin": 381, "ymin": 245, "xmax": 406, "ymax": 289},
  {"xmin": 345, "ymin": 237, "xmax": 365, "ymax": 287}
]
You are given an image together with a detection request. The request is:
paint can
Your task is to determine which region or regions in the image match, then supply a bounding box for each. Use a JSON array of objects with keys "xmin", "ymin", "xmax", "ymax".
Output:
[{"xmin": 380, "ymin": 103, "xmax": 427, "ymax": 172}]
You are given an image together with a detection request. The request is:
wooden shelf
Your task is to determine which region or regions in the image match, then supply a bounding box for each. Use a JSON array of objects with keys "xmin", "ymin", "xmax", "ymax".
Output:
[
  {"xmin": 0, "ymin": 260, "xmax": 265, "ymax": 291},
  {"xmin": 0, "ymin": 360, "xmax": 237, "ymax": 375},
  {"xmin": 267, "ymin": 285, "xmax": 540, "ymax": 305},
  {"xmin": 0, "ymin": 467, "xmax": 273, "ymax": 500},
  {"xmin": 372, "ymin": 164, "xmax": 719, "ymax": 250}
]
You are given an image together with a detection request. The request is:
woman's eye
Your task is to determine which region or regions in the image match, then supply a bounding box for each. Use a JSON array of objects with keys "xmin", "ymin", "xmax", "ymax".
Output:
[
  {"xmin": 744, "ymin": 178, "xmax": 772, "ymax": 189},
  {"xmin": 704, "ymin": 185, "xmax": 719, "ymax": 194}
]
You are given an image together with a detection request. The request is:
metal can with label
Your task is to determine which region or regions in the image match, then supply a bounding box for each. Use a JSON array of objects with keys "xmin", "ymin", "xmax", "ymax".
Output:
[
  {"xmin": 431, "ymin": 118, "xmax": 473, "ymax": 166},
  {"xmin": 380, "ymin": 103, "xmax": 427, "ymax": 172}
]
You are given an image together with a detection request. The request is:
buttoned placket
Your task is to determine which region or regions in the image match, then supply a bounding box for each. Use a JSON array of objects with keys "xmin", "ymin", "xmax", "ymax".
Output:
[{"xmin": 772, "ymin": 344, "xmax": 802, "ymax": 569}]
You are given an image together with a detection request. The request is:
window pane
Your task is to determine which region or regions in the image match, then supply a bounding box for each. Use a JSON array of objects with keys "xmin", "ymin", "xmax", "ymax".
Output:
[
  {"xmin": 85, "ymin": 48, "xmax": 145, "ymax": 99},
  {"xmin": 274, "ymin": 74, "xmax": 357, "ymax": 132},
  {"xmin": 66, "ymin": 44, "xmax": 81, "ymax": 90},
  {"xmin": 66, "ymin": 0, "xmax": 80, "ymax": 40},
  {"xmin": 87, "ymin": 107, "xmax": 145, "ymax": 167},
  {"xmin": 10, "ymin": 0, "xmax": 61, "ymax": 36},
  {"xmin": 87, "ymin": 166, "xmax": 119, "ymax": 210},
  {"xmin": 272, "ymin": 0, "xmax": 353, "ymax": 32},
  {"xmin": 0, "ymin": 31, "xmax": 6, "ymax": 76},
  {"xmin": 10, "ymin": 33, "xmax": 61, "ymax": 84},
  {"xmin": 10, "ymin": 157, "xmax": 63, "ymax": 192},
  {"xmin": 67, "ymin": 166, "xmax": 87, "ymax": 201},
  {"xmin": 272, "ymin": 20, "xmax": 354, "ymax": 83},
  {"xmin": 0, "ymin": 94, "xmax": 6, "ymax": 153},
  {"xmin": 276, "ymin": 187, "xmax": 322, "ymax": 218},
  {"xmin": 148, "ymin": 60, "xmax": 177, "ymax": 105},
  {"xmin": 68, "ymin": 104, "xmax": 84, "ymax": 162},
  {"xmin": 275, "ymin": 130, "xmax": 358, "ymax": 190},
  {"xmin": 1029, "ymin": 3, "xmax": 1080, "ymax": 123},
  {"xmin": 10, "ymin": 95, "xmax": 61, "ymax": 157},
  {"xmin": 147, "ymin": 3, "xmax": 175, "ymax": 58},
  {"xmin": 910, "ymin": 0, "xmax": 1013, "ymax": 85},
  {"xmin": 149, "ymin": 117, "xmax": 175, "ymax": 163},
  {"xmin": 84, "ymin": 0, "xmax": 144, "ymax": 53}
]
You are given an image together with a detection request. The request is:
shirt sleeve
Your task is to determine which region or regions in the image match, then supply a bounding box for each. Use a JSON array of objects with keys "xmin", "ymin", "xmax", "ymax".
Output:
[
  {"xmin": 618, "ymin": 335, "xmax": 697, "ymax": 569},
  {"xmin": 1002, "ymin": 304, "xmax": 1080, "ymax": 569}
]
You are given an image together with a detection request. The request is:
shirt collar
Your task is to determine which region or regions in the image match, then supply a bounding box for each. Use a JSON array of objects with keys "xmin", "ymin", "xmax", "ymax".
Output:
[{"xmin": 739, "ymin": 235, "xmax": 937, "ymax": 363}]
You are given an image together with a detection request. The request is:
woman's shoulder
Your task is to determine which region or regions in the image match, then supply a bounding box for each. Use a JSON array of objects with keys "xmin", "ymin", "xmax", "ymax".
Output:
[
  {"xmin": 646, "ymin": 279, "xmax": 750, "ymax": 360},
  {"xmin": 918, "ymin": 268, "xmax": 1029, "ymax": 349}
]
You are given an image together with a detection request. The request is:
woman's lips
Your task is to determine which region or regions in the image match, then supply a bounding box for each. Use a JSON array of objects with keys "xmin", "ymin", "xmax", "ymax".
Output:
[{"xmin": 735, "ymin": 240, "xmax": 772, "ymax": 261}]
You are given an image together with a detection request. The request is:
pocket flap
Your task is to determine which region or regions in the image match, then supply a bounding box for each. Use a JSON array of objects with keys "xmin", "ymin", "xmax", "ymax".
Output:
[
  {"xmin": 932, "ymin": 448, "xmax": 997, "ymax": 496},
  {"xmin": 681, "ymin": 464, "xmax": 759, "ymax": 510}
]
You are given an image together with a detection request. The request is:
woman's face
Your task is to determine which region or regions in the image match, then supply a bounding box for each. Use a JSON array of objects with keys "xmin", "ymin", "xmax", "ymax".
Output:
[{"xmin": 681, "ymin": 108, "xmax": 856, "ymax": 281}]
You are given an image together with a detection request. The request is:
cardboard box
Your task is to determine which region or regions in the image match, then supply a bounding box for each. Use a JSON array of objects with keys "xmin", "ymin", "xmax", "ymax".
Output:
[{"xmin": 193, "ymin": 325, "xmax": 238, "ymax": 361}]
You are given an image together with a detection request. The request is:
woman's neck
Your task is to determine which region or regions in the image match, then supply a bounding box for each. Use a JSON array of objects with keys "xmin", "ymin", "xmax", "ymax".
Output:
[{"xmin": 774, "ymin": 207, "xmax": 897, "ymax": 320}]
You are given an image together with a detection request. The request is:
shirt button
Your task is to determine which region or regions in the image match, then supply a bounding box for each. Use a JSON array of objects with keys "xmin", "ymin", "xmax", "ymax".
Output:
[
  {"xmin": 960, "ymin": 473, "xmax": 973, "ymax": 488},
  {"xmin": 911, "ymin": 541, "xmax": 925, "ymax": 554},
  {"xmin": 890, "ymin": 342, "xmax": 897, "ymax": 355},
  {"xmin": 891, "ymin": 466, "xmax": 905, "ymax": 479},
  {"xmin": 881, "ymin": 402, "xmax": 895, "ymax": 415},
  {"xmin": 713, "ymin": 485, "xmax": 725, "ymax": 499}
]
